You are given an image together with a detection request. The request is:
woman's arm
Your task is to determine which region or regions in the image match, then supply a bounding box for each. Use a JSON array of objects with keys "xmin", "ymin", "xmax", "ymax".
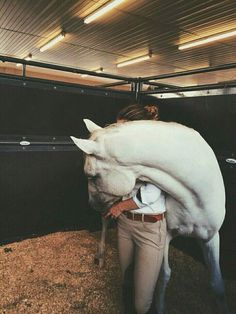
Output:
[
  {"xmin": 104, "ymin": 198, "xmax": 138, "ymax": 219},
  {"xmin": 104, "ymin": 183, "xmax": 163, "ymax": 219}
]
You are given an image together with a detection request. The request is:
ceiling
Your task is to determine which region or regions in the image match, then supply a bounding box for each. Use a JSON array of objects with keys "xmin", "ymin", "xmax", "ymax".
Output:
[{"xmin": 1, "ymin": 0, "xmax": 236, "ymax": 88}]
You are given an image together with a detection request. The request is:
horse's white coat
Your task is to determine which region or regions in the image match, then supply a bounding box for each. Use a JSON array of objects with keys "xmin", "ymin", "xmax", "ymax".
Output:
[{"xmin": 71, "ymin": 119, "xmax": 228, "ymax": 314}]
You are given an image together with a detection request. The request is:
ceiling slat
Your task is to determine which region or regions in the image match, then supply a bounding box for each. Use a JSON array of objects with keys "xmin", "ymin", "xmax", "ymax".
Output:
[{"xmin": 1, "ymin": 0, "xmax": 236, "ymax": 86}]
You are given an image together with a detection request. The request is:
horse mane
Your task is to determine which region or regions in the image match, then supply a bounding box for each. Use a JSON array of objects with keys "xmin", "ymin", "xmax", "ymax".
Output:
[{"xmin": 91, "ymin": 120, "xmax": 196, "ymax": 142}]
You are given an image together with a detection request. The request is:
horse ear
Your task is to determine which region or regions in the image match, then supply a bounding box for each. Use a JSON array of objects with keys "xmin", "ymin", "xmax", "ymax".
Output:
[
  {"xmin": 70, "ymin": 136, "xmax": 100, "ymax": 155},
  {"xmin": 83, "ymin": 119, "xmax": 102, "ymax": 133}
]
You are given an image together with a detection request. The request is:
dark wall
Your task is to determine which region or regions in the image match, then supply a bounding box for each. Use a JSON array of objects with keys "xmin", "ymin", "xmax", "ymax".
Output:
[
  {"xmin": 0, "ymin": 151, "xmax": 87, "ymax": 239},
  {"xmin": 155, "ymin": 95, "xmax": 235, "ymax": 152},
  {"xmin": 0, "ymin": 82, "xmax": 133, "ymax": 242},
  {"xmin": 153, "ymin": 95, "xmax": 236, "ymax": 217},
  {"xmin": 146, "ymin": 95, "xmax": 236, "ymax": 277},
  {"xmin": 0, "ymin": 83, "xmax": 132, "ymax": 136}
]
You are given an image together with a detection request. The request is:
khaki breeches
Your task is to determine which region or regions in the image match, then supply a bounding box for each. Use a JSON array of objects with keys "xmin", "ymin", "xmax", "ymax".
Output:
[{"xmin": 117, "ymin": 213, "xmax": 166, "ymax": 314}]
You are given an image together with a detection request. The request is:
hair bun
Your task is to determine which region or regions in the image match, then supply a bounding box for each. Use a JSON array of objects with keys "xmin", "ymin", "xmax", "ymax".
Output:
[
  {"xmin": 144, "ymin": 105, "xmax": 159, "ymax": 119},
  {"xmin": 117, "ymin": 103, "xmax": 159, "ymax": 121}
]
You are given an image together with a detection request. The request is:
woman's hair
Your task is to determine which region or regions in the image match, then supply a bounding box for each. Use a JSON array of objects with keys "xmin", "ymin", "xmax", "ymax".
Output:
[{"xmin": 116, "ymin": 104, "xmax": 159, "ymax": 121}]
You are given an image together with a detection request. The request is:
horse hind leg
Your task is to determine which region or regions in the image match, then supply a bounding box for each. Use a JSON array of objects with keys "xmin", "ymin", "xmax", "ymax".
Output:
[
  {"xmin": 199, "ymin": 232, "xmax": 229, "ymax": 314},
  {"xmin": 155, "ymin": 232, "xmax": 172, "ymax": 314}
]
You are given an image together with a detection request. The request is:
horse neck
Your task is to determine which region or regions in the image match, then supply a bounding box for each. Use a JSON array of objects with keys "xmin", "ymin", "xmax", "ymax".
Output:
[{"xmin": 101, "ymin": 125, "xmax": 222, "ymax": 212}]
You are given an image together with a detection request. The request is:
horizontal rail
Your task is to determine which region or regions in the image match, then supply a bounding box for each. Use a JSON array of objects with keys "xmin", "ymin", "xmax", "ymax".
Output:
[
  {"xmin": 0, "ymin": 145, "xmax": 77, "ymax": 152},
  {"xmin": 140, "ymin": 81, "xmax": 236, "ymax": 94},
  {"xmin": 0, "ymin": 55, "xmax": 137, "ymax": 82},
  {"xmin": 0, "ymin": 136, "xmax": 78, "ymax": 152},
  {"xmin": 96, "ymin": 80, "xmax": 130, "ymax": 88},
  {"xmin": 0, "ymin": 141, "xmax": 73, "ymax": 145},
  {"xmin": 2, "ymin": 55, "xmax": 236, "ymax": 99},
  {"xmin": 141, "ymin": 62, "xmax": 236, "ymax": 82},
  {"xmin": 0, "ymin": 73, "xmax": 134, "ymax": 99},
  {"xmin": 144, "ymin": 81, "xmax": 180, "ymax": 89}
]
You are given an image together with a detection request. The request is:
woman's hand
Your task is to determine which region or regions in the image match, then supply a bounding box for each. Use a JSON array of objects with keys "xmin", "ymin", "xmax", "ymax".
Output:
[
  {"xmin": 104, "ymin": 198, "xmax": 138, "ymax": 219},
  {"xmin": 104, "ymin": 203, "xmax": 123, "ymax": 219}
]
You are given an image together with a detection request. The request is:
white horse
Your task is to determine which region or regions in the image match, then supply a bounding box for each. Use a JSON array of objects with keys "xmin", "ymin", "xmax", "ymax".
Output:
[{"xmin": 71, "ymin": 119, "xmax": 228, "ymax": 314}]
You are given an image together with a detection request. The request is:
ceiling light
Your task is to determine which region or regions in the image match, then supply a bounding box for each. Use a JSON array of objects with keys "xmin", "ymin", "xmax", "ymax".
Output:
[
  {"xmin": 117, "ymin": 54, "xmax": 151, "ymax": 68},
  {"xmin": 16, "ymin": 53, "xmax": 32, "ymax": 67},
  {"xmin": 40, "ymin": 32, "xmax": 65, "ymax": 52},
  {"xmin": 25, "ymin": 53, "xmax": 32, "ymax": 61},
  {"xmin": 80, "ymin": 74, "xmax": 88, "ymax": 78},
  {"xmin": 95, "ymin": 67, "xmax": 104, "ymax": 73},
  {"xmin": 179, "ymin": 29, "xmax": 236, "ymax": 50},
  {"xmin": 84, "ymin": 0, "xmax": 125, "ymax": 24}
]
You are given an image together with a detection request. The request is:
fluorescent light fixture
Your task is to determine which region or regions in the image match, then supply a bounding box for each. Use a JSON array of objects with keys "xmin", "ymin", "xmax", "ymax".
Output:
[
  {"xmin": 95, "ymin": 67, "xmax": 104, "ymax": 73},
  {"xmin": 179, "ymin": 29, "xmax": 236, "ymax": 50},
  {"xmin": 40, "ymin": 32, "xmax": 65, "ymax": 52},
  {"xmin": 25, "ymin": 53, "xmax": 32, "ymax": 61},
  {"xmin": 117, "ymin": 54, "xmax": 151, "ymax": 68},
  {"xmin": 80, "ymin": 74, "xmax": 88, "ymax": 78},
  {"xmin": 84, "ymin": 0, "xmax": 125, "ymax": 24},
  {"xmin": 16, "ymin": 53, "xmax": 32, "ymax": 67}
]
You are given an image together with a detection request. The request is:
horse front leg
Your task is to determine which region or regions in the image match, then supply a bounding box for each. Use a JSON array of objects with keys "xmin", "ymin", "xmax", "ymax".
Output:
[
  {"xmin": 94, "ymin": 216, "xmax": 109, "ymax": 268},
  {"xmin": 155, "ymin": 232, "xmax": 172, "ymax": 314},
  {"xmin": 199, "ymin": 232, "xmax": 229, "ymax": 314}
]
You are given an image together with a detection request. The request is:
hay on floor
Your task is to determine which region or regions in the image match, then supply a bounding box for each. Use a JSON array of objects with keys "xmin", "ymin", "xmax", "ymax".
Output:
[{"xmin": 0, "ymin": 229, "xmax": 235, "ymax": 314}]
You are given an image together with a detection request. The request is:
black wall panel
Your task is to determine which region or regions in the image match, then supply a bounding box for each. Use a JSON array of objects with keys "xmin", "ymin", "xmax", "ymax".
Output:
[
  {"xmin": 149, "ymin": 95, "xmax": 236, "ymax": 277},
  {"xmin": 154, "ymin": 95, "xmax": 236, "ymax": 213},
  {"xmin": 0, "ymin": 82, "xmax": 133, "ymax": 242},
  {"xmin": 0, "ymin": 83, "xmax": 132, "ymax": 136},
  {"xmin": 0, "ymin": 151, "xmax": 88, "ymax": 240},
  {"xmin": 155, "ymin": 95, "xmax": 235, "ymax": 152}
]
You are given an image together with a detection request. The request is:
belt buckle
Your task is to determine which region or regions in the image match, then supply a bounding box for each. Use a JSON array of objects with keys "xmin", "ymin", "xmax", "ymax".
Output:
[
  {"xmin": 132, "ymin": 212, "xmax": 135, "ymax": 220},
  {"xmin": 141, "ymin": 214, "xmax": 145, "ymax": 222}
]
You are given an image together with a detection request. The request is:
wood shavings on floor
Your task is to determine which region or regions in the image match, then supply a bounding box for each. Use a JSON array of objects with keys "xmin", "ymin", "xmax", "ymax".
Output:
[{"xmin": 0, "ymin": 229, "xmax": 235, "ymax": 314}]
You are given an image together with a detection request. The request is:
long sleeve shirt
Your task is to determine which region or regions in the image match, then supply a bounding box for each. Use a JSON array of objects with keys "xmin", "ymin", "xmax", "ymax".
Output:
[{"xmin": 123, "ymin": 182, "xmax": 166, "ymax": 214}]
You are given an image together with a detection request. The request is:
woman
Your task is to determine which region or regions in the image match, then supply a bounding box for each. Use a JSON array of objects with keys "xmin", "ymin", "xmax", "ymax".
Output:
[{"xmin": 105, "ymin": 104, "xmax": 166, "ymax": 314}]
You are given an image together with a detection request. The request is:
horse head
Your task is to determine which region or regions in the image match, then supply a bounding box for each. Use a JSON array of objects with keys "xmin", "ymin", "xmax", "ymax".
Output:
[{"xmin": 71, "ymin": 119, "xmax": 136, "ymax": 212}]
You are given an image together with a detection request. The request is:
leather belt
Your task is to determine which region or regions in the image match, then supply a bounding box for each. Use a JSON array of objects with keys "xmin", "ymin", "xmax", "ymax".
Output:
[{"xmin": 124, "ymin": 212, "xmax": 165, "ymax": 223}]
